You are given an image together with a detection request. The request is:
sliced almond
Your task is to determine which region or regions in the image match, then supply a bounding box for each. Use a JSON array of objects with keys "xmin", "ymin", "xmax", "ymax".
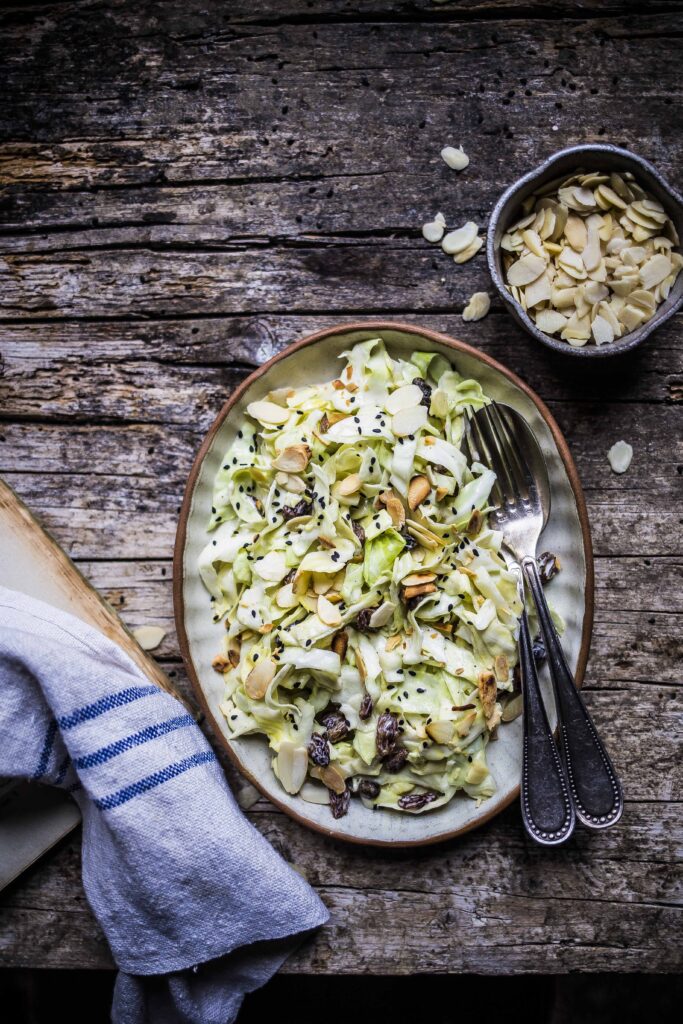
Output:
[
  {"xmin": 245, "ymin": 658, "xmax": 276, "ymax": 699},
  {"xmin": 403, "ymin": 582, "xmax": 437, "ymax": 601},
  {"xmin": 506, "ymin": 252, "xmax": 547, "ymax": 287},
  {"xmin": 462, "ymin": 291, "xmax": 490, "ymax": 322},
  {"xmin": 337, "ymin": 473, "xmax": 363, "ymax": 496},
  {"xmin": 276, "ymin": 741, "xmax": 308, "ymax": 795},
  {"xmin": 369, "ymin": 602, "xmax": 396, "ymax": 628},
  {"xmin": 535, "ymin": 309, "xmax": 568, "ymax": 334},
  {"xmin": 392, "ymin": 405, "xmax": 428, "ymax": 437},
  {"xmin": 133, "ymin": 625, "xmax": 166, "ymax": 651},
  {"xmin": 442, "ymin": 220, "xmax": 478, "ymax": 255},
  {"xmin": 408, "ymin": 474, "xmax": 431, "ymax": 510},
  {"xmin": 276, "ymin": 582, "xmax": 298, "ymax": 609},
  {"xmin": 246, "ymin": 400, "xmax": 291, "ymax": 425},
  {"xmin": 318, "ymin": 594, "xmax": 342, "ymax": 627},
  {"xmin": 226, "ymin": 636, "xmax": 241, "ymax": 668},
  {"xmin": 564, "ymin": 213, "xmax": 587, "ymax": 250},
  {"xmin": 331, "ymin": 630, "xmax": 349, "ymax": 660},
  {"xmin": 639, "ymin": 254, "xmax": 673, "ymax": 289},
  {"xmin": 478, "ymin": 670, "xmax": 497, "ymax": 719},
  {"xmin": 272, "ymin": 444, "xmax": 311, "ymax": 473},
  {"xmin": 466, "ymin": 508, "xmax": 483, "ymax": 538},
  {"xmin": 385, "ymin": 634, "xmax": 403, "ymax": 652},
  {"xmin": 426, "ymin": 720, "xmax": 454, "ymax": 744},
  {"xmin": 212, "ymin": 653, "xmax": 232, "ymax": 673},
  {"xmin": 453, "ymin": 235, "xmax": 483, "ymax": 263},
  {"xmin": 317, "ymin": 763, "xmax": 347, "ymax": 795},
  {"xmin": 401, "ymin": 571, "xmax": 437, "ymax": 587},
  {"xmin": 379, "ymin": 489, "xmax": 406, "ymax": 528},
  {"xmin": 354, "ymin": 646, "xmax": 367, "ymax": 682},
  {"xmin": 494, "ymin": 654, "xmax": 509, "ymax": 682},
  {"xmin": 386, "ymin": 384, "xmax": 423, "ymax": 415}
]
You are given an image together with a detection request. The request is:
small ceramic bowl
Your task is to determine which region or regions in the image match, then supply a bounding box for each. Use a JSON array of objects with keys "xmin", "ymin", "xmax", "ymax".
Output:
[{"xmin": 486, "ymin": 144, "xmax": 683, "ymax": 358}]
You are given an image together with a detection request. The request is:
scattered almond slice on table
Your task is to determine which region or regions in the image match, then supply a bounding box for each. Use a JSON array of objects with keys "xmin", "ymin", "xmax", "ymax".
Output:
[
  {"xmin": 133, "ymin": 625, "xmax": 166, "ymax": 651},
  {"xmin": 462, "ymin": 292, "xmax": 490, "ymax": 322},
  {"xmin": 607, "ymin": 440, "xmax": 633, "ymax": 474},
  {"xmin": 441, "ymin": 145, "xmax": 469, "ymax": 170},
  {"xmin": 502, "ymin": 169, "xmax": 681, "ymax": 347}
]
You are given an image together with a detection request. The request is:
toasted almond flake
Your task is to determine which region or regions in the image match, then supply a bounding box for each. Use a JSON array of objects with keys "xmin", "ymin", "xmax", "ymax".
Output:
[
  {"xmin": 462, "ymin": 291, "xmax": 490, "ymax": 321},
  {"xmin": 442, "ymin": 221, "xmax": 478, "ymax": 255},
  {"xmin": 226, "ymin": 636, "xmax": 241, "ymax": 668},
  {"xmin": 441, "ymin": 145, "xmax": 469, "ymax": 170},
  {"xmin": 522, "ymin": 228, "xmax": 545, "ymax": 258},
  {"xmin": 607, "ymin": 440, "xmax": 633, "ymax": 474},
  {"xmin": 494, "ymin": 654, "xmax": 509, "ymax": 682},
  {"xmin": 317, "ymin": 763, "xmax": 347, "ymax": 795},
  {"xmin": 386, "ymin": 383, "xmax": 423, "ymax": 415},
  {"xmin": 212, "ymin": 653, "xmax": 231, "ymax": 673},
  {"xmin": 331, "ymin": 630, "xmax": 349, "ymax": 660},
  {"xmin": 466, "ymin": 508, "xmax": 483, "ymax": 539},
  {"xmin": 506, "ymin": 252, "xmax": 547, "ymax": 287},
  {"xmin": 245, "ymin": 658, "xmax": 276, "ymax": 700},
  {"xmin": 379, "ymin": 489, "xmax": 406, "ymax": 529},
  {"xmin": 402, "ymin": 571, "xmax": 437, "ymax": 587},
  {"xmin": 246, "ymin": 400, "xmax": 291, "ymax": 425},
  {"xmin": 354, "ymin": 646, "xmax": 367, "ymax": 682},
  {"xmin": 403, "ymin": 582, "xmax": 437, "ymax": 600},
  {"xmin": 501, "ymin": 694, "xmax": 523, "ymax": 722},
  {"xmin": 407, "ymin": 474, "xmax": 431, "ymax": 510},
  {"xmin": 337, "ymin": 473, "xmax": 363, "ymax": 496},
  {"xmin": 317, "ymin": 594, "xmax": 342, "ymax": 627},
  {"xmin": 391, "ymin": 404, "xmax": 428, "ymax": 437},
  {"xmin": 133, "ymin": 625, "xmax": 166, "ymax": 651},
  {"xmin": 426, "ymin": 720, "xmax": 454, "ymax": 744}
]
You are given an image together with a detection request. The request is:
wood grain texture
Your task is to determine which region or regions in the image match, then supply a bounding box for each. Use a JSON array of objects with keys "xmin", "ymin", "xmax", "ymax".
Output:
[{"xmin": 0, "ymin": 0, "xmax": 681, "ymax": 974}]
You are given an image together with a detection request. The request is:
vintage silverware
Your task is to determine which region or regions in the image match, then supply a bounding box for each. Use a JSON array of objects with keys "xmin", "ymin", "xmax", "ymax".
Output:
[{"xmin": 467, "ymin": 402, "xmax": 624, "ymax": 835}]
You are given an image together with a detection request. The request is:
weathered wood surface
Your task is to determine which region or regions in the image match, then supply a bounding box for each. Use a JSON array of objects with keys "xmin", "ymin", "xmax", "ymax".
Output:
[{"xmin": 0, "ymin": 0, "xmax": 681, "ymax": 974}]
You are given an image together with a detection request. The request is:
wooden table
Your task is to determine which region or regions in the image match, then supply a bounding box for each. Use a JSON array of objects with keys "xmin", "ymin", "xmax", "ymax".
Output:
[{"xmin": 0, "ymin": 0, "xmax": 681, "ymax": 975}]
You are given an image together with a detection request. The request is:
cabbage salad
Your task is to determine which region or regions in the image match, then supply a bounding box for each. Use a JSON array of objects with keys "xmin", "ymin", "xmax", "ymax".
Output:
[{"xmin": 199, "ymin": 338, "xmax": 523, "ymax": 818}]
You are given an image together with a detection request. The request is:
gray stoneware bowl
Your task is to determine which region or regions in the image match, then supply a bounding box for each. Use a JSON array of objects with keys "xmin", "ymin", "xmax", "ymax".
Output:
[{"xmin": 486, "ymin": 144, "xmax": 683, "ymax": 358}]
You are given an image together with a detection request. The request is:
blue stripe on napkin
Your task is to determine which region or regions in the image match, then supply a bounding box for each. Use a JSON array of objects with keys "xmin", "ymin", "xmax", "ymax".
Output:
[
  {"xmin": 74, "ymin": 714, "xmax": 195, "ymax": 770},
  {"xmin": 58, "ymin": 684, "xmax": 159, "ymax": 730},
  {"xmin": 94, "ymin": 750, "xmax": 217, "ymax": 811}
]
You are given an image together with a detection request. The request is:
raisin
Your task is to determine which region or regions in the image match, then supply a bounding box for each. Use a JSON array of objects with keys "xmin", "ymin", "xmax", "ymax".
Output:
[
  {"xmin": 383, "ymin": 747, "xmax": 408, "ymax": 772},
  {"xmin": 538, "ymin": 551, "xmax": 561, "ymax": 584},
  {"xmin": 398, "ymin": 790, "xmax": 437, "ymax": 811},
  {"xmin": 281, "ymin": 499, "xmax": 312, "ymax": 521},
  {"xmin": 319, "ymin": 708, "xmax": 350, "ymax": 743},
  {"xmin": 355, "ymin": 607, "xmax": 380, "ymax": 632},
  {"xmin": 532, "ymin": 635, "xmax": 547, "ymax": 665},
  {"xmin": 319, "ymin": 413, "xmax": 330, "ymax": 433},
  {"xmin": 359, "ymin": 694, "xmax": 374, "ymax": 720},
  {"xmin": 329, "ymin": 786, "xmax": 351, "ymax": 819},
  {"xmin": 358, "ymin": 779, "xmax": 381, "ymax": 800},
  {"xmin": 376, "ymin": 710, "xmax": 399, "ymax": 757},
  {"xmin": 413, "ymin": 377, "xmax": 432, "ymax": 407},
  {"xmin": 308, "ymin": 733, "xmax": 330, "ymax": 766},
  {"xmin": 351, "ymin": 519, "xmax": 366, "ymax": 546}
]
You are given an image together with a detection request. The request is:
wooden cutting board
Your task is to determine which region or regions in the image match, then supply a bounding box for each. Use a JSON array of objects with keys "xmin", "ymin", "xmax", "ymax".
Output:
[{"xmin": 0, "ymin": 476, "xmax": 183, "ymax": 889}]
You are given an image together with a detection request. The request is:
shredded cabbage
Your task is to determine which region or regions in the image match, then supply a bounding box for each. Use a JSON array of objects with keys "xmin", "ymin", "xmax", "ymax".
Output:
[{"xmin": 202, "ymin": 338, "xmax": 523, "ymax": 817}]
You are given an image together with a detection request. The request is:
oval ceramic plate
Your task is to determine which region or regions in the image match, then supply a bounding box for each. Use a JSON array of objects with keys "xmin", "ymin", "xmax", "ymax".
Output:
[{"xmin": 174, "ymin": 322, "xmax": 593, "ymax": 846}]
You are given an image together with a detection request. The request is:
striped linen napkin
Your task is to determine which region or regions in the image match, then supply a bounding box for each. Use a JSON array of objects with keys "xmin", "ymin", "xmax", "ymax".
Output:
[{"xmin": 0, "ymin": 585, "xmax": 329, "ymax": 1023}]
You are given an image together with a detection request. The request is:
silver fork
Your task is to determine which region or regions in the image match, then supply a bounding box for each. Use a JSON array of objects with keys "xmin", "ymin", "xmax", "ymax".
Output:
[{"xmin": 466, "ymin": 402, "xmax": 624, "ymax": 841}]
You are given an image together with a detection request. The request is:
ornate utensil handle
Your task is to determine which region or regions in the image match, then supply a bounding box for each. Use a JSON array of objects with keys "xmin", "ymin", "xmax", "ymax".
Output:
[
  {"xmin": 522, "ymin": 556, "xmax": 624, "ymax": 830},
  {"xmin": 515, "ymin": 571, "xmax": 575, "ymax": 846}
]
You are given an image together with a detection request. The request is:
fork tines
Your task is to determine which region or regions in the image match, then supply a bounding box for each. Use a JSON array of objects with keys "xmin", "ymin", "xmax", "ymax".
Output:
[{"xmin": 465, "ymin": 402, "xmax": 535, "ymax": 510}]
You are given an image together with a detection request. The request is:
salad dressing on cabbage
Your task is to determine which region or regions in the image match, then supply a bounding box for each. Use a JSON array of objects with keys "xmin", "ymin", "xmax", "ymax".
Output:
[{"xmin": 199, "ymin": 339, "xmax": 522, "ymax": 817}]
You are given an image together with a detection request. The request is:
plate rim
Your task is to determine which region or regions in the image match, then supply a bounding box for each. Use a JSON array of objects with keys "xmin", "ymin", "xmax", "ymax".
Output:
[{"xmin": 173, "ymin": 320, "xmax": 594, "ymax": 847}]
